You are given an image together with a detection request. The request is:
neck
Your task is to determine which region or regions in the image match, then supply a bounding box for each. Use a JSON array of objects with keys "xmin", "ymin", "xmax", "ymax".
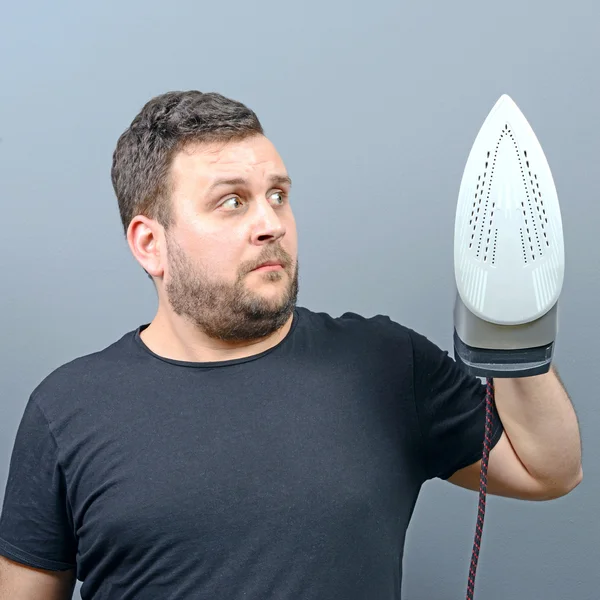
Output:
[{"xmin": 139, "ymin": 308, "xmax": 295, "ymax": 363}]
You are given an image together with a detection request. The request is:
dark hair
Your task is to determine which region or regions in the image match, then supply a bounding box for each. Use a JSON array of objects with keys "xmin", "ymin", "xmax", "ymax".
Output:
[{"xmin": 111, "ymin": 90, "xmax": 264, "ymax": 236}]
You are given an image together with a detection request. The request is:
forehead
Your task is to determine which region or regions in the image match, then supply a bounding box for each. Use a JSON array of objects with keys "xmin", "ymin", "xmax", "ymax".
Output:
[{"xmin": 170, "ymin": 135, "xmax": 287, "ymax": 186}]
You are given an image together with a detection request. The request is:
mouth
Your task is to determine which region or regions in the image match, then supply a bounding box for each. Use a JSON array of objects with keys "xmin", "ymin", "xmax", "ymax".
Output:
[{"xmin": 252, "ymin": 261, "xmax": 284, "ymax": 272}]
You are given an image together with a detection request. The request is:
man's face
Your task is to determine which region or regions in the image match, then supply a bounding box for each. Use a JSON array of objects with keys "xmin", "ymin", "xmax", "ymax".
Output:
[{"xmin": 162, "ymin": 134, "xmax": 299, "ymax": 342}]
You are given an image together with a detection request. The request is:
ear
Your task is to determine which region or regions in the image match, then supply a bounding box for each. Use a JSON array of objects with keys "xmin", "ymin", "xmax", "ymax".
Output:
[{"xmin": 127, "ymin": 215, "xmax": 165, "ymax": 278}]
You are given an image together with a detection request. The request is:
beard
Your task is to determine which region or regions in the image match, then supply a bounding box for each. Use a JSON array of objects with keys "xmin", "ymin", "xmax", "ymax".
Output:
[{"xmin": 164, "ymin": 234, "xmax": 299, "ymax": 342}]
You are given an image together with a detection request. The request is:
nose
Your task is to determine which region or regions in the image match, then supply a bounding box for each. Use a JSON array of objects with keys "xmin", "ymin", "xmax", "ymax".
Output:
[{"xmin": 250, "ymin": 198, "xmax": 286, "ymax": 245}]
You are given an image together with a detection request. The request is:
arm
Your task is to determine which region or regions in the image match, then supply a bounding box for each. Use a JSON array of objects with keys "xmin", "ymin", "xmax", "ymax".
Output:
[
  {"xmin": 448, "ymin": 365, "xmax": 583, "ymax": 500},
  {"xmin": 0, "ymin": 555, "xmax": 75, "ymax": 600},
  {"xmin": 0, "ymin": 399, "xmax": 78, "ymax": 595}
]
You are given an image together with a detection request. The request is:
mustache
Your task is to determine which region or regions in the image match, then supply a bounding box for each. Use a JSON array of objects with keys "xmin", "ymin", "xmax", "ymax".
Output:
[{"xmin": 245, "ymin": 246, "xmax": 293, "ymax": 272}]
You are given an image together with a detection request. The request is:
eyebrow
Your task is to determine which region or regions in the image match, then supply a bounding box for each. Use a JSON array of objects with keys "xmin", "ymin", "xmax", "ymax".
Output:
[{"xmin": 207, "ymin": 174, "xmax": 292, "ymax": 192}]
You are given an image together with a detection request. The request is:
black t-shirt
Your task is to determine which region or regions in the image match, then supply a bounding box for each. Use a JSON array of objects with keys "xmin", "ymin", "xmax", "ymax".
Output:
[{"xmin": 0, "ymin": 307, "xmax": 503, "ymax": 599}]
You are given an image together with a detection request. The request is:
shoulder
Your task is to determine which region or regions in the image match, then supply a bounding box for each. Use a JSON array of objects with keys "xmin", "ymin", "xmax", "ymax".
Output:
[
  {"xmin": 28, "ymin": 328, "xmax": 139, "ymax": 418},
  {"xmin": 295, "ymin": 307, "xmax": 457, "ymax": 376},
  {"xmin": 295, "ymin": 305, "xmax": 415, "ymax": 348}
]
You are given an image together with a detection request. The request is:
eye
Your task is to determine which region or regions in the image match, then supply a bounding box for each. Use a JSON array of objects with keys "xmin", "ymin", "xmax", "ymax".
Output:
[
  {"xmin": 221, "ymin": 196, "xmax": 243, "ymax": 210},
  {"xmin": 270, "ymin": 191, "xmax": 286, "ymax": 205}
]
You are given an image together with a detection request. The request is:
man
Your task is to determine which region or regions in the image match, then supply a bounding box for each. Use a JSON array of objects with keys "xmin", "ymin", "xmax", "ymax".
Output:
[{"xmin": 0, "ymin": 90, "xmax": 582, "ymax": 599}]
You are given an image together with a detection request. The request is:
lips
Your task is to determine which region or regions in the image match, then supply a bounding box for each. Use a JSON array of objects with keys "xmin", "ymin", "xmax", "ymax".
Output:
[{"xmin": 255, "ymin": 261, "xmax": 283, "ymax": 269}]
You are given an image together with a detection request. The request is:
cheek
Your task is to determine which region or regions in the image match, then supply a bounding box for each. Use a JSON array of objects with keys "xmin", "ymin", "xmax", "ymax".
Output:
[
  {"xmin": 187, "ymin": 229, "xmax": 244, "ymax": 277},
  {"xmin": 284, "ymin": 217, "xmax": 298, "ymax": 255}
]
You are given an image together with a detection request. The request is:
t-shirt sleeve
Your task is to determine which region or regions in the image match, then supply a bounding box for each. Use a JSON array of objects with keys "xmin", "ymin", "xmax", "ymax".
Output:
[
  {"xmin": 0, "ymin": 397, "xmax": 77, "ymax": 571},
  {"xmin": 408, "ymin": 327, "xmax": 504, "ymax": 481}
]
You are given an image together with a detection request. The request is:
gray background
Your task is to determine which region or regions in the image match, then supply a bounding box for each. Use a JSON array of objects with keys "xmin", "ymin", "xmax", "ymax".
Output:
[{"xmin": 1, "ymin": 1, "xmax": 598, "ymax": 598}]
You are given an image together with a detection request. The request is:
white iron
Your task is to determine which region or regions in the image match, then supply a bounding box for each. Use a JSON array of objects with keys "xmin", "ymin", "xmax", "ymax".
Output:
[{"xmin": 453, "ymin": 94, "xmax": 565, "ymax": 378}]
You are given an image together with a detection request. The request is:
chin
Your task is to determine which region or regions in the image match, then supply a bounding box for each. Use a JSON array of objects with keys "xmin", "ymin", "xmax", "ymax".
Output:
[
  {"xmin": 248, "ymin": 270, "xmax": 286, "ymax": 286},
  {"xmin": 244, "ymin": 266, "xmax": 297, "ymax": 307},
  {"xmin": 253, "ymin": 286, "xmax": 287, "ymax": 303},
  {"xmin": 248, "ymin": 281, "xmax": 290, "ymax": 303}
]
